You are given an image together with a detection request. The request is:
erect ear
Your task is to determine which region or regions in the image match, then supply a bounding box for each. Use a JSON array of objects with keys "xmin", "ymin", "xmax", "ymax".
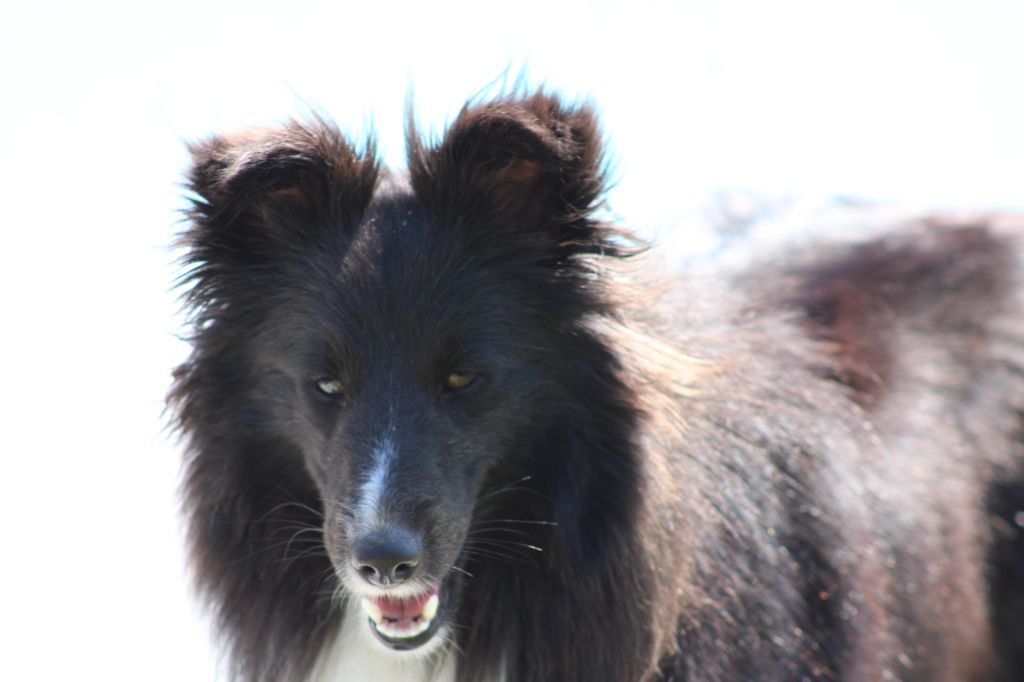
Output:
[
  {"xmin": 407, "ymin": 92, "xmax": 616, "ymax": 256},
  {"xmin": 185, "ymin": 119, "xmax": 378, "ymax": 263}
]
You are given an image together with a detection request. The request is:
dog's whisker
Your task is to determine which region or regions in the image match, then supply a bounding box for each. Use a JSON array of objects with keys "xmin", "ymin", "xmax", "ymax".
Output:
[
  {"xmin": 473, "ymin": 475, "xmax": 534, "ymax": 503},
  {"xmin": 467, "ymin": 538, "xmax": 545, "ymax": 555},
  {"xmin": 467, "ymin": 526, "xmax": 534, "ymax": 538},
  {"xmin": 459, "ymin": 544, "xmax": 534, "ymax": 566},
  {"xmin": 275, "ymin": 546, "xmax": 330, "ymax": 564},
  {"xmin": 477, "ymin": 518, "xmax": 558, "ymax": 526},
  {"xmin": 450, "ymin": 564, "xmax": 474, "ymax": 578}
]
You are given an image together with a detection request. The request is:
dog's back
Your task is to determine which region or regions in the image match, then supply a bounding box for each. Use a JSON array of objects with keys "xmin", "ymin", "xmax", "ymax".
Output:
[
  {"xmin": 610, "ymin": 216, "xmax": 1024, "ymax": 681},
  {"xmin": 759, "ymin": 217, "xmax": 1024, "ymax": 680}
]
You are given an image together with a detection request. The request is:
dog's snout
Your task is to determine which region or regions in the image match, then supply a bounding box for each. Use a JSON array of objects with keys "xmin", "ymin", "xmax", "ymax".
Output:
[{"xmin": 351, "ymin": 529, "xmax": 422, "ymax": 586}]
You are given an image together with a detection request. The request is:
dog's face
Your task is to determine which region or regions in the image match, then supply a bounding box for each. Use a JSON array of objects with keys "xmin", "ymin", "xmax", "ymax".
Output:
[
  {"xmin": 250, "ymin": 196, "xmax": 564, "ymax": 651},
  {"xmin": 182, "ymin": 94, "xmax": 618, "ymax": 653}
]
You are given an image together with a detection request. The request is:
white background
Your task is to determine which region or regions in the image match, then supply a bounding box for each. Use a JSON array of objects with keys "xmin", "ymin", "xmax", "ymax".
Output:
[{"xmin": 2, "ymin": 1, "xmax": 1022, "ymax": 679}]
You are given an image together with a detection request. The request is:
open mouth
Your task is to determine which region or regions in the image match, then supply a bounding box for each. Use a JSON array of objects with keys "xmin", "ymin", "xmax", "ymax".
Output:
[{"xmin": 359, "ymin": 582, "xmax": 447, "ymax": 650}]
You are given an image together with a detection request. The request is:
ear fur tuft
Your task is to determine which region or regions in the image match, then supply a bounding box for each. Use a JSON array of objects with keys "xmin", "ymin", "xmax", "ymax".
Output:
[
  {"xmin": 185, "ymin": 118, "xmax": 378, "ymax": 253},
  {"xmin": 407, "ymin": 91, "xmax": 631, "ymax": 259}
]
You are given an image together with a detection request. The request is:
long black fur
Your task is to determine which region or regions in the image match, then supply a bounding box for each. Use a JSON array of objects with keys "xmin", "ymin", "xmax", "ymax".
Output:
[{"xmin": 170, "ymin": 91, "xmax": 1024, "ymax": 681}]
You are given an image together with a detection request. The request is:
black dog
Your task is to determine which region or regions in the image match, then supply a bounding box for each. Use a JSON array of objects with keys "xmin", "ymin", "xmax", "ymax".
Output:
[{"xmin": 171, "ymin": 91, "xmax": 1024, "ymax": 681}]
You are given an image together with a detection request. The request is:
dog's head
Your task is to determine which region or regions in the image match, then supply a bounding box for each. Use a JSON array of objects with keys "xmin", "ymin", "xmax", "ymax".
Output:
[{"xmin": 180, "ymin": 93, "xmax": 628, "ymax": 654}]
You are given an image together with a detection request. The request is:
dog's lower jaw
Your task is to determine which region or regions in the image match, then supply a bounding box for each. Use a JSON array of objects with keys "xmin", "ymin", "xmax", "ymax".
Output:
[{"xmin": 309, "ymin": 604, "xmax": 456, "ymax": 682}]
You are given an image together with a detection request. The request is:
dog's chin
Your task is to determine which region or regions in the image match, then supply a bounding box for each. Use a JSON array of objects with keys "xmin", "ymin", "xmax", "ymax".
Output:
[{"xmin": 346, "ymin": 572, "xmax": 459, "ymax": 654}]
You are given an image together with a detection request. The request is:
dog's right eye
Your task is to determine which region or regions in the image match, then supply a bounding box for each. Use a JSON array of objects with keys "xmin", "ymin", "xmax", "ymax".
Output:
[
  {"xmin": 443, "ymin": 371, "xmax": 478, "ymax": 393},
  {"xmin": 312, "ymin": 377, "xmax": 344, "ymax": 399}
]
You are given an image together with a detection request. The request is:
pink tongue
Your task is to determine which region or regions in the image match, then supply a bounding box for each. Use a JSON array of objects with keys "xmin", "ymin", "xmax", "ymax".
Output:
[{"xmin": 373, "ymin": 586, "xmax": 437, "ymax": 620}]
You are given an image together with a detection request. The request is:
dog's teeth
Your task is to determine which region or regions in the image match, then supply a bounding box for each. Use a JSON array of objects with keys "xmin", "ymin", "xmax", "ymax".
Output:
[
  {"xmin": 422, "ymin": 593, "xmax": 439, "ymax": 621},
  {"xmin": 374, "ymin": 618, "xmax": 431, "ymax": 639},
  {"xmin": 365, "ymin": 590, "xmax": 441, "ymax": 640},
  {"xmin": 361, "ymin": 598, "xmax": 383, "ymax": 624}
]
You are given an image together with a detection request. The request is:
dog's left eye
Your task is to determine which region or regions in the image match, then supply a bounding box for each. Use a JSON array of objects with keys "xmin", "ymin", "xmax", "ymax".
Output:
[
  {"xmin": 313, "ymin": 377, "xmax": 344, "ymax": 399},
  {"xmin": 443, "ymin": 371, "xmax": 477, "ymax": 393}
]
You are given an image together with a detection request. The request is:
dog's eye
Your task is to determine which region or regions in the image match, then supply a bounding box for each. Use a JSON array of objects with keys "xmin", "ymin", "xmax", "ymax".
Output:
[
  {"xmin": 443, "ymin": 371, "xmax": 477, "ymax": 393},
  {"xmin": 313, "ymin": 377, "xmax": 344, "ymax": 399}
]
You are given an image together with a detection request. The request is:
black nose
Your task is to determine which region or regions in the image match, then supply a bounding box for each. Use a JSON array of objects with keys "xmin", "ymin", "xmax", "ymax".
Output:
[{"xmin": 351, "ymin": 529, "xmax": 422, "ymax": 586}]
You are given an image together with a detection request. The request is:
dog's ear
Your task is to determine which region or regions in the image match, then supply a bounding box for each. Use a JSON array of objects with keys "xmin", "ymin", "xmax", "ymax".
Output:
[
  {"xmin": 408, "ymin": 92, "xmax": 619, "ymax": 258},
  {"xmin": 185, "ymin": 120, "xmax": 377, "ymax": 263}
]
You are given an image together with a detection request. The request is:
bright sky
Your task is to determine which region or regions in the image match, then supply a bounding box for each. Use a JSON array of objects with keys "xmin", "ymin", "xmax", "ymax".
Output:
[{"xmin": 2, "ymin": 1, "xmax": 1021, "ymax": 679}]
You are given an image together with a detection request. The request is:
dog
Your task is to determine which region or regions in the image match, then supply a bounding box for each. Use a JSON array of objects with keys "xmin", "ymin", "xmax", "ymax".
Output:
[{"xmin": 171, "ymin": 90, "xmax": 1024, "ymax": 681}]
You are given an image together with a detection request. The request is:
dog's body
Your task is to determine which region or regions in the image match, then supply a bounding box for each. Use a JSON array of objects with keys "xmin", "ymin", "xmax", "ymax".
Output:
[{"xmin": 172, "ymin": 92, "xmax": 1024, "ymax": 681}]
